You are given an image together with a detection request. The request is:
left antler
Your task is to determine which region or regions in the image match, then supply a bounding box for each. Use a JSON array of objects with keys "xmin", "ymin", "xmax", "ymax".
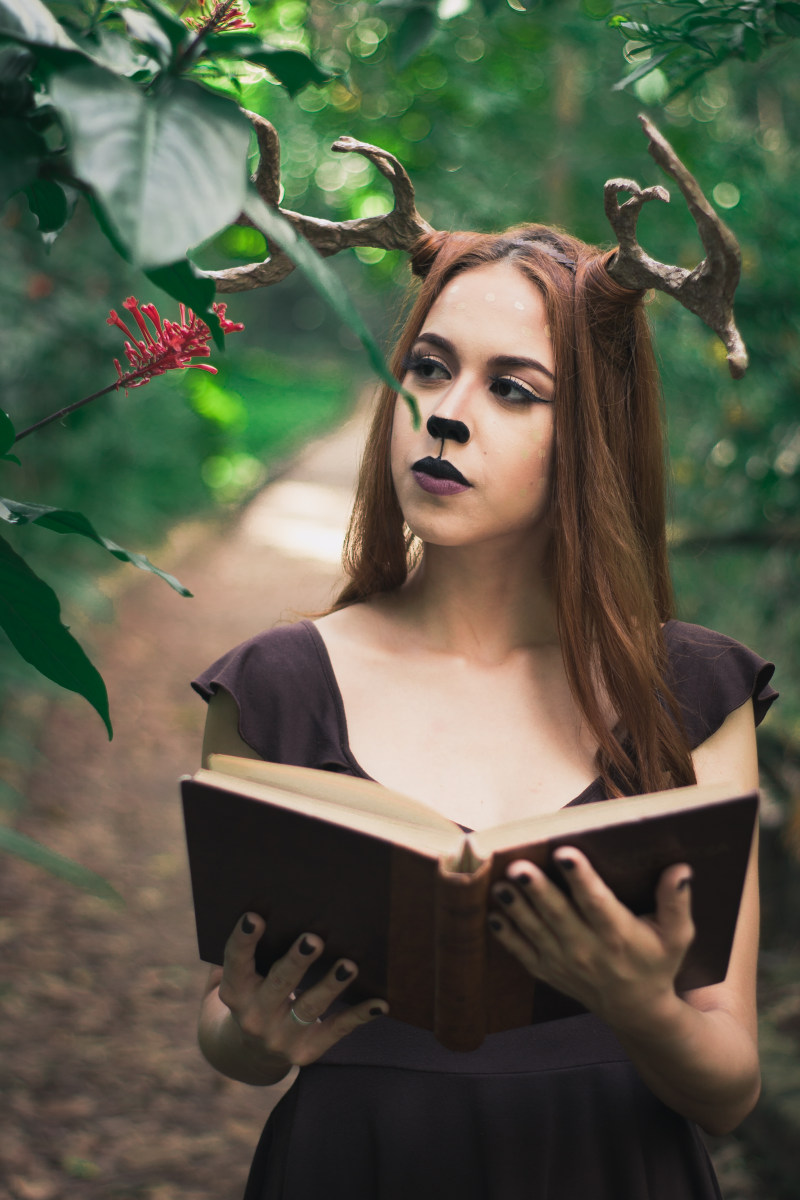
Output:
[
  {"xmin": 206, "ymin": 113, "xmax": 432, "ymax": 294},
  {"xmin": 605, "ymin": 115, "xmax": 748, "ymax": 379}
]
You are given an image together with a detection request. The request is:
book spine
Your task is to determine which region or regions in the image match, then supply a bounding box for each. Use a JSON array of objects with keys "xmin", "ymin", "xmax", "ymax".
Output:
[{"xmin": 433, "ymin": 858, "xmax": 493, "ymax": 1051}]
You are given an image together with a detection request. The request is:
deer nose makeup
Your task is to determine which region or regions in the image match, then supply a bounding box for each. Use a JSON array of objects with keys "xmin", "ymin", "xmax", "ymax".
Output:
[{"xmin": 426, "ymin": 415, "xmax": 470, "ymax": 445}]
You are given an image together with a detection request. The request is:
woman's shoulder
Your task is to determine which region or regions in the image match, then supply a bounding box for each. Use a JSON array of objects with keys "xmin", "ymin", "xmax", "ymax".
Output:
[
  {"xmin": 662, "ymin": 619, "xmax": 778, "ymax": 748},
  {"xmin": 190, "ymin": 619, "xmax": 349, "ymax": 767},
  {"xmin": 191, "ymin": 619, "xmax": 321, "ymax": 704}
]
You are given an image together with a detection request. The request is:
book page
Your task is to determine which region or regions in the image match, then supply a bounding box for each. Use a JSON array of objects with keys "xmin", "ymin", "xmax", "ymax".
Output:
[
  {"xmin": 468, "ymin": 782, "xmax": 750, "ymax": 860},
  {"xmin": 201, "ymin": 757, "xmax": 465, "ymax": 859}
]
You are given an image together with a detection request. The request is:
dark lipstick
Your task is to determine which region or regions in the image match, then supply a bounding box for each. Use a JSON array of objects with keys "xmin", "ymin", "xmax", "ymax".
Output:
[{"xmin": 411, "ymin": 456, "xmax": 471, "ymax": 496}]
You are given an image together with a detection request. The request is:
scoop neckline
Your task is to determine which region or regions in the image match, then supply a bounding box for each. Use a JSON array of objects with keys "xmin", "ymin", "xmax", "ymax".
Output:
[{"xmin": 300, "ymin": 618, "xmax": 610, "ymax": 811}]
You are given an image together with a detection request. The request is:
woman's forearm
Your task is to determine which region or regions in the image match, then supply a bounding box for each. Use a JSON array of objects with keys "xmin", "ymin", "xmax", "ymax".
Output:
[
  {"xmin": 607, "ymin": 993, "xmax": 760, "ymax": 1135},
  {"xmin": 198, "ymin": 984, "xmax": 295, "ymax": 1086}
]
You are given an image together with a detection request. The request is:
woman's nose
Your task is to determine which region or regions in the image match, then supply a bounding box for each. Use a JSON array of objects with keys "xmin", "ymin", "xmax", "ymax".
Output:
[{"xmin": 427, "ymin": 414, "xmax": 470, "ymax": 444}]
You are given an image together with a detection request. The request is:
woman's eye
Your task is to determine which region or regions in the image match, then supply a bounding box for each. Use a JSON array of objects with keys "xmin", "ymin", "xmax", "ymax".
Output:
[
  {"xmin": 403, "ymin": 353, "xmax": 450, "ymax": 383},
  {"xmin": 490, "ymin": 376, "xmax": 549, "ymax": 406}
]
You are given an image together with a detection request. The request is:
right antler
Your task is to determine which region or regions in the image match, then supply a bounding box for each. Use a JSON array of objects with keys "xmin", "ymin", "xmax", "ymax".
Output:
[
  {"xmin": 207, "ymin": 112, "xmax": 433, "ymax": 294},
  {"xmin": 605, "ymin": 115, "xmax": 748, "ymax": 379}
]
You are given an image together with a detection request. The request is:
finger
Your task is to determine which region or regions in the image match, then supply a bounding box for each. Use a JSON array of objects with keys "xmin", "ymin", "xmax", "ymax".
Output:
[
  {"xmin": 546, "ymin": 848, "xmax": 633, "ymax": 940},
  {"xmin": 497, "ymin": 862, "xmax": 585, "ymax": 941},
  {"xmin": 286, "ymin": 997, "xmax": 388, "ymax": 1065},
  {"xmin": 220, "ymin": 912, "xmax": 268, "ymax": 1004},
  {"xmin": 258, "ymin": 931, "xmax": 326, "ymax": 1009},
  {"xmin": 286, "ymin": 956, "xmax": 360, "ymax": 1022},
  {"xmin": 654, "ymin": 863, "xmax": 695, "ymax": 955},
  {"xmin": 487, "ymin": 910, "xmax": 543, "ymax": 977}
]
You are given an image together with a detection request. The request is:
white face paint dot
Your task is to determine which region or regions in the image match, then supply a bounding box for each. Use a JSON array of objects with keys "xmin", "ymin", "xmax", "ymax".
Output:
[
  {"xmin": 514, "ymin": 301, "xmax": 525, "ymax": 311},
  {"xmin": 485, "ymin": 292, "xmax": 496, "ymax": 302}
]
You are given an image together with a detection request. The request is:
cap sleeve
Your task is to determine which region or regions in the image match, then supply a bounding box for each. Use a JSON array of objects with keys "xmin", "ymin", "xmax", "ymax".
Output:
[
  {"xmin": 191, "ymin": 620, "xmax": 349, "ymax": 769},
  {"xmin": 662, "ymin": 620, "xmax": 778, "ymax": 749}
]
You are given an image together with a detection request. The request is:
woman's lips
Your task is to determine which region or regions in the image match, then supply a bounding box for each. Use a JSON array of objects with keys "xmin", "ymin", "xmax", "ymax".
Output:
[{"xmin": 412, "ymin": 456, "xmax": 471, "ymax": 495}]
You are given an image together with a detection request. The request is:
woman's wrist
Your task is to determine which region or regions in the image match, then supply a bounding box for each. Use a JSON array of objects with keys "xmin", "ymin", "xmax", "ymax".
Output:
[
  {"xmin": 598, "ymin": 985, "xmax": 687, "ymax": 1042},
  {"xmin": 200, "ymin": 1005, "xmax": 294, "ymax": 1086}
]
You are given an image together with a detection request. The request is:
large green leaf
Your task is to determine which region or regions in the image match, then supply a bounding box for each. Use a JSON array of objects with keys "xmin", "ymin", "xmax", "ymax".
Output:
[
  {"xmin": 243, "ymin": 191, "xmax": 420, "ymax": 427},
  {"xmin": 120, "ymin": 8, "xmax": 176, "ymax": 68},
  {"xmin": 0, "ymin": 498, "xmax": 192, "ymax": 596},
  {"xmin": 0, "ymin": 532, "xmax": 112, "ymax": 738},
  {"xmin": 201, "ymin": 33, "xmax": 332, "ymax": 95},
  {"xmin": 0, "ymin": 0, "xmax": 85, "ymax": 56},
  {"xmin": 135, "ymin": 0, "xmax": 191, "ymax": 54},
  {"xmin": 48, "ymin": 64, "xmax": 251, "ymax": 268},
  {"xmin": 144, "ymin": 258, "xmax": 224, "ymax": 349},
  {"xmin": 0, "ymin": 825, "xmax": 123, "ymax": 905}
]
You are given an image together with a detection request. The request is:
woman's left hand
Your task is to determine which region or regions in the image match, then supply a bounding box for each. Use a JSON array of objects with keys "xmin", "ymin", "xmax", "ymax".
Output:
[{"xmin": 488, "ymin": 849, "xmax": 695, "ymax": 1030}]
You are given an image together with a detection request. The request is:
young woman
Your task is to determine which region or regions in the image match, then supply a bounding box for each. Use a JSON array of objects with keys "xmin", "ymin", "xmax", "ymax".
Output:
[{"xmin": 192, "ymin": 226, "xmax": 777, "ymax": 1199}]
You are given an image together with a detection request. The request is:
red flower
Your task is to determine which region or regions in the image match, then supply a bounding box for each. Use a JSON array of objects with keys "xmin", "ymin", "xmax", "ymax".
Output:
[
  {"xmin": 184, "ymin": 0, "xmax": 256, "ymax": 34},
  {"xmin": 106, "ymin": 298, "xmax": 243, "ymax": 392}
]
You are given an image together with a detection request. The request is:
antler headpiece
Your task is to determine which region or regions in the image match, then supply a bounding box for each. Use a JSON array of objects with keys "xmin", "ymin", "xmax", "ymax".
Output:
[{"xmin": 207, "ymin": 114, "xmax": 747, "ymax": 379}]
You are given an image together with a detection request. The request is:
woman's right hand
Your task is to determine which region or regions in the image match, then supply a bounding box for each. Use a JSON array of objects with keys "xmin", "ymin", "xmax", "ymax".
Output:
[{"xmin": 204, "ymin": 912, "xmax": 388, "ymax": 1081}]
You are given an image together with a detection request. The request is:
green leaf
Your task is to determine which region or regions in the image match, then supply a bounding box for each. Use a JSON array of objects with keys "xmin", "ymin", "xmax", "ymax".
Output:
[
  {"xmin": 48, "ymin": 64, "xmax": 251, "ymax": 268},
  {"xmin": 144, "ymin": 258, "xmax": 224, "ymax": 349},
  {"xmin": 120, "ymin": 7, "xmax": 175, "ymax": 67},
  {"xmin": 0, "ymin": 532, "xmax": 112, "ymax": 738},
  {"xmin": 0, "ymin": 0, "xmax": 84, "ymax": 55},
  {"xmin": 0, "ymin": 824, "xmax": 123, "ymax": 905},
  {"xmin": 612, "ymin": 46, "xmax": 674, "ymax": 90},
  {"xmin": 394, "ymin": 5, "xmax": 438, "ymax": 68},
  {"xmin": 134, "ymin": 0, "xmax": 190, "ymax": 54},
  {"xmin": 738, "ymin": 24, "xmax": 764, "ymax": 60},
  {"xmin": 0, "ymin": 410, "xmax": 15, "ymax": 456},
  {"xmin": 201, "ymin": 34, "xmax": 332, "ymax": 96},
  {"xmin": 0, "ymin": 116, "xmax": 46, "ymax": 206},
  {"xmin": 83, "ymin": 26, "xmax": 159, "ymax": 77},
  {"xmin": 776, "ymin": 2, "xmax": 800, "ymax": 36},
  {"xmin": 0, "ymin": 44, "xmax": 35, "ymax": 116},
  {"xmin": 0, "ymin": 498, "xmax": 193, "ymax": 597},
  {"xmin": 24, "ymin": 177, "xmax": 71, "ymax": 233},
  {"xmin": 244, "ymin": 191, "xmax": 420, "ymax": 427}
]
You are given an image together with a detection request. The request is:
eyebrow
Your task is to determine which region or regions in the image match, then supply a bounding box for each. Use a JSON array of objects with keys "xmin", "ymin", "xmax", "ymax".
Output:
[{"xmin": 414, "ymin": 332, "xmax": 555, "ymax": 382}]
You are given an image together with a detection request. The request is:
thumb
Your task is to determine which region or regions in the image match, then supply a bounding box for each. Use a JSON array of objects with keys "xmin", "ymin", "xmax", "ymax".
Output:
[{"xmin": 655, "ymin": 864, "xmax": 695, "ymax": 956}]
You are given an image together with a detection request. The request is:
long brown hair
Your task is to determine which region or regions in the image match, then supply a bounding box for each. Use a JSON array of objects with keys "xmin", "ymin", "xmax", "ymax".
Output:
[{"xmin": 333, "ymin": 225, "xmax": 694, "ymax": 796}]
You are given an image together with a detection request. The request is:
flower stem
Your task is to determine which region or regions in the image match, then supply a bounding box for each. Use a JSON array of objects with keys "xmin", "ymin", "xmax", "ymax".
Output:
[{"xmin": 14, "ymin": 382, "xmax": 120, "ymax": 443}]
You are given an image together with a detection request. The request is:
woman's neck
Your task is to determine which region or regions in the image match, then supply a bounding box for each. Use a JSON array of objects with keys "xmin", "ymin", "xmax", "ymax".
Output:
[{"xmin": 384, "ymin": 535, "xmax": 558, "ymax": 665}]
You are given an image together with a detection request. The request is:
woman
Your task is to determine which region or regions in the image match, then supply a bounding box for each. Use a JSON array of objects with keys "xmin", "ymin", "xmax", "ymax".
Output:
[{"xmin": 192, "ymin": 226, "xmax": 777, "ymax": 1199}]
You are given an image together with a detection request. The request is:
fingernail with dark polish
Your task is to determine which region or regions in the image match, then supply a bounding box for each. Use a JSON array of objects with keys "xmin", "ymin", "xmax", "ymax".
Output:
[
  {"xmin": 369, "ymin": 1006, "xmax": 385, "ymax": 1017},
  {"xmin": 335, "ymin": 963, "xmax": 353, "ymax": 982},
  {"xmin": 677, "ymin": 875, "xmax": 692, "ymax": 892},
  {"xmin": 241, "ymin": 914, "xmax": 255, "ymax": 934},
  {"xmin": 487, "ymin": 914, "xmax": 504, "ymax": 932},
  {"xmin": 556, "ymin": 857, "xmax": 575, "ymax": 872},
  {"xmin": 299, "ymin": 936, "xmax": 315, "ymax": 956},
  {"xmin": 511, "ymin": 872, "xmax": 531, "ymax": 887},
  {"xmin": 496, "ymin": 887, "xmax": 515, "ymax": 905}
]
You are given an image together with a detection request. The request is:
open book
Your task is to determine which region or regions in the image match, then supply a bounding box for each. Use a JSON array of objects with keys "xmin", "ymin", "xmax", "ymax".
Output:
[{"xmin": 181, "ymin": 755, "xmax": 757, "ymax": 1051}]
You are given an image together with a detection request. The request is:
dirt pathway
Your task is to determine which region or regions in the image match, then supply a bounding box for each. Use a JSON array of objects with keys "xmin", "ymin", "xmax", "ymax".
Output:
[{"xmin": 0, "ymin": 412, "xmax": 365, "ymax": 1200}]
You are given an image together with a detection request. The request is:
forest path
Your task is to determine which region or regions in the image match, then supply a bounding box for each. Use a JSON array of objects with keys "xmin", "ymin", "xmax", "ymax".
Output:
[{"xmin": 0, "ymin": 410, "xmax": 365, "ymax": 1200}]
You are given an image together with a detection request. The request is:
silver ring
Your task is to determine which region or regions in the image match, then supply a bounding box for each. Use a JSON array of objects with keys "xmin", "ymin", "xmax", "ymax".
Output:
[{"xmin": 290, "ymin": 1006, "xmax": 316, "ymax": 1026}]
